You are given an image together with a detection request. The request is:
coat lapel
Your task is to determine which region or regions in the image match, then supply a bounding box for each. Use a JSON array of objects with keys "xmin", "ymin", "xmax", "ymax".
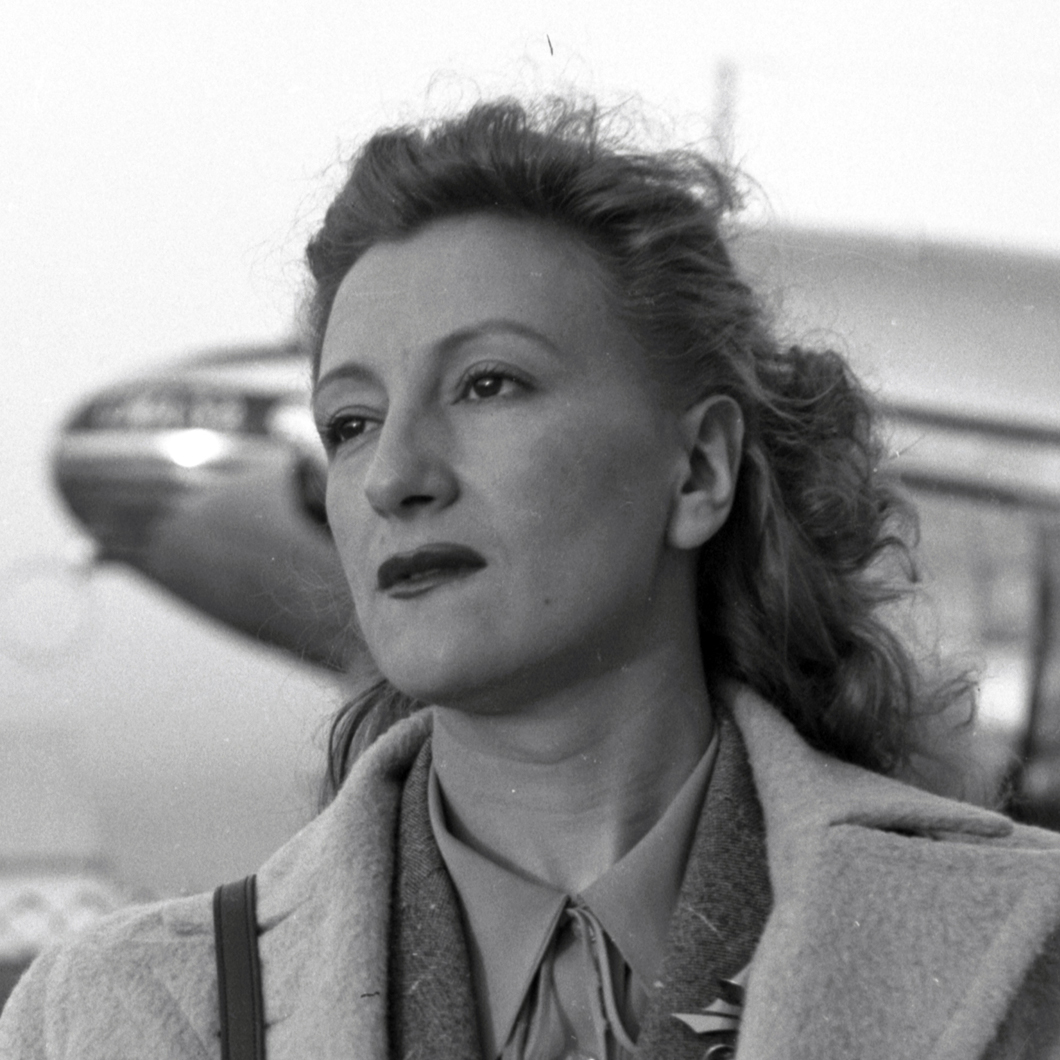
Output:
[
  {"xmin": 728, "ymin": 686, "xmax": 1060, "ymax": 1060},
  {"xmin": 388, "ymin": 739, "xmax": 483, "ymax": 1060},
  {"xmin": 636, "ymin": 709, "xmax": 772, "ymax": 1060}
]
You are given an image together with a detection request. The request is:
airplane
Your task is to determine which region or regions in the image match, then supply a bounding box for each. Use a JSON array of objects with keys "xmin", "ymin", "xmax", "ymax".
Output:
[{"xmin": 48, "ymin": 227, "xmax": 1060, "ymax": 831}]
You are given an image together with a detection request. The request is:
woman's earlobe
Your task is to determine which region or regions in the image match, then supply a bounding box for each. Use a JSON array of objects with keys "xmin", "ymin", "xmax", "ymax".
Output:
[{"xmin": 667, "ymin": 395, "xmax": 744, "ymax": 550}]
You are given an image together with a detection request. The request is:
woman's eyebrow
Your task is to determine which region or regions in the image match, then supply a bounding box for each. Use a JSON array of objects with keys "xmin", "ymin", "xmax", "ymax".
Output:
[
  {"xmin": 435, "ymin": 319, "xmax": 562, "ymax": 359},
  {"xmin": 312, "ymin": 361, "xmax": 377, "ymax": 404},
  {"xmin": 314, "ymin": 318, "xmax": 562, "ymax": 398}
]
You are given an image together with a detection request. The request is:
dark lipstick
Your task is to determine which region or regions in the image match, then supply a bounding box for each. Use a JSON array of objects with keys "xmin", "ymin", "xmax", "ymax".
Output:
[{"xmin": 377, "ymin": 545, "xmax": 487, "ymax": 594}]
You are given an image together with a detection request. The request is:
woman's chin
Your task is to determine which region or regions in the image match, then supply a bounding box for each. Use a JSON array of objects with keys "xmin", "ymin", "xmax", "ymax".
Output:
[
  {"xmin": 375, "ymin": 653, "xmax": 499, "ymax": 710},
  {"xmin": 362, "ymin": 618, "xmax": 519, "ymax": 706},
  {"xmin": 377, "ymin": 652, "xmax": 546, "ymax": 717}
]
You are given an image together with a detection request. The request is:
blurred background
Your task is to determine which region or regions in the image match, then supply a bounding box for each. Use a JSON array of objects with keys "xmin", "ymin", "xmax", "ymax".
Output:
[{"xmin": 2, "ymin": 0, "xmax": 1059, "ymax": 1004}]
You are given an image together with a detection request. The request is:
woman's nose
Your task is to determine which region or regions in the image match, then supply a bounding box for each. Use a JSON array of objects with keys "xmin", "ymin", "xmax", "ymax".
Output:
[{"xmin": 362, "ymin": 409, "xmax": 458, "ymax": 517}]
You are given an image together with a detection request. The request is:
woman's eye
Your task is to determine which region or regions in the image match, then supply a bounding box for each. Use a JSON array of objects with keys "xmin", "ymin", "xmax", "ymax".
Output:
[
  {"xmin": 461, "ymin": 368, "xmax": 525, "ymax": 402},
  {"xmin": 469, "ymin": 375, "xmax": 505, "ymax": 399},
  {"xmin": 321, "ymin": 414, "xmax": 372, "ymax": 451}
]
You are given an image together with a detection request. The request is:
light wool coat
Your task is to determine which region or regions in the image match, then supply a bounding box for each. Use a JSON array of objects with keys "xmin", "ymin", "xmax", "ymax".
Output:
[{"xmin": 3, "ymin": 687, "xmax": 1060, "ymax": 1059}]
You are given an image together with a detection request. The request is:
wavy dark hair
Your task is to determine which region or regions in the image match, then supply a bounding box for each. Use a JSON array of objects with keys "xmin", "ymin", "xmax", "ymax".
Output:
[{"xmin": 306, "ymin": 97, "xmax": 973, "ymax": 801}]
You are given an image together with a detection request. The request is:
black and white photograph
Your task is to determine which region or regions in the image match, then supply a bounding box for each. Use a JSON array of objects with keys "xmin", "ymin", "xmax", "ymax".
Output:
[{"xmin": 2, "ymin": 2, "xmax": 1059, "ymax": 1056}]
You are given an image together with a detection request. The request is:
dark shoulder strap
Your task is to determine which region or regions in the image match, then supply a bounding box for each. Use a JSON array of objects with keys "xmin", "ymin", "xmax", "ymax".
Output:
[{"xmin": 213, "ymin": 875, "xmax": 266, "ymax": 1060}]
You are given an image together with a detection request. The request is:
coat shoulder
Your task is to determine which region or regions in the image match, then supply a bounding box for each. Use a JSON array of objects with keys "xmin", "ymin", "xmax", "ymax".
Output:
[{"xmin": 0, "ymin": 893, "xmax": 218, "ymax": 1060}]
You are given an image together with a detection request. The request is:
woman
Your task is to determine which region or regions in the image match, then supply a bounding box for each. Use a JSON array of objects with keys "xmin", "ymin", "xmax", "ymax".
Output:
[{"xmin": 4, "ymin": 97, "xmax": 1060, "ymax": 1060}]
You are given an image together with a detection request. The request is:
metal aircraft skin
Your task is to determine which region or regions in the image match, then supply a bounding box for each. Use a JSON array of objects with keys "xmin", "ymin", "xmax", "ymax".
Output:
[
  {"xmin": 53, "ymin": 341, "xmax": 354, "ymax": 671},
  {"xmin": 50, "ymin": 226, "xmax": 1060, "ymax": 825}
]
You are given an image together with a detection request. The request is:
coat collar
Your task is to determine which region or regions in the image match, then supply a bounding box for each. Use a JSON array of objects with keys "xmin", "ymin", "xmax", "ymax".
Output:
[
  {"xmin": 729, "ymin": 682, "xmax": 1014, "ymax": 842},
  {"xmin": 249, "ymin": 692, "xmax": 1060, "ymax": 1060}
]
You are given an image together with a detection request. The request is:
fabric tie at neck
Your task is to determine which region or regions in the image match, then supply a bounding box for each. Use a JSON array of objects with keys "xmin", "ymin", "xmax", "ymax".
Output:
[{"xmin": 504, "ymin": 898, "xmax": 639, "ymax": 1060}]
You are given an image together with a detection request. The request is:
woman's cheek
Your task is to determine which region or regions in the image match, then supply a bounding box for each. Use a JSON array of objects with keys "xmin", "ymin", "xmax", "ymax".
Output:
[{"xmin": 325, "ymin": 474, "xmax": 371, "ymax": 596}]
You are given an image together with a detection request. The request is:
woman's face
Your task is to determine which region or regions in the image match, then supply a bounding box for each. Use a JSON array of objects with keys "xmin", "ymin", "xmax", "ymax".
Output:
[{"xmin": 314, "ymin": 214, "xmax": 701, "ymax": 711}]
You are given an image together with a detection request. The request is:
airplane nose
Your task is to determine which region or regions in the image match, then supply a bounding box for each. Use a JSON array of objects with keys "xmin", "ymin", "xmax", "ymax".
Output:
[{"xmin": 53, "ymin": 436, "xmax": 190, "ymax": 562}]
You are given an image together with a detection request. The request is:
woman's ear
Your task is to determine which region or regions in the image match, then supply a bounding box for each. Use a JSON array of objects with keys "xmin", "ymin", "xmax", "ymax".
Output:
[{"xmin": 667, "ymin": 395, "xmax": 744, "ymax": 551}]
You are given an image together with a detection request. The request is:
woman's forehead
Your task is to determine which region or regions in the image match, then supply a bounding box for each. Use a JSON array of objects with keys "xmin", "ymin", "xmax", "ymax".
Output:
[{"xmin": 317, "ymin": 214, "xmax": 629, "ymax": 379}]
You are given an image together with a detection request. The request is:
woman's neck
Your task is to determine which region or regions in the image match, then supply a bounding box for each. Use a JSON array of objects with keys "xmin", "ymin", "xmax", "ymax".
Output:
[{"xmin": 430, "ymin": 649, "xmax": 713, "ymax": 894}]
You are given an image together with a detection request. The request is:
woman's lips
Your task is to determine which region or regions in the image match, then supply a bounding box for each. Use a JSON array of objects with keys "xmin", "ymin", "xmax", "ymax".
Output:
[{"xmin": 376, "ymin": 545, "xmax": 487, "ymax": 596}]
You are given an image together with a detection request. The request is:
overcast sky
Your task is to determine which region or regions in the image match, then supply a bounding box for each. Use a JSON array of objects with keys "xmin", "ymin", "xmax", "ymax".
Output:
[{"xmin": 1, "ymin": 0, "xmax": 1058, "ymax": 893}]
